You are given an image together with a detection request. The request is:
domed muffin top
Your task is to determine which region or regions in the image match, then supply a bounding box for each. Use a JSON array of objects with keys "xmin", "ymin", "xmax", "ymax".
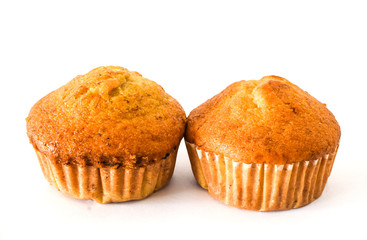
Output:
[
  {"xmin": 185, "ymin": 76, "xmax": 340, "ymax": 164},
  {"xmin": 27, "ymin": 66, "xmax": 186, "ymax": 168}
]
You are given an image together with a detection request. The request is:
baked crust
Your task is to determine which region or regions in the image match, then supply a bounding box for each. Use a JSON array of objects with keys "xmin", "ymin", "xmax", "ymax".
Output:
[
  {"xmin": 185, "ymin": 76, "xmax": 341, "ymax": 164},
  {"xmin": 27, "ymin": 66, "xmax": 186, "ymax": 168}
]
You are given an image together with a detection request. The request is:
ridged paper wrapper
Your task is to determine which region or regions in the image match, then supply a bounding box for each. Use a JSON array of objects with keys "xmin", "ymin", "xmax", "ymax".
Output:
[
  {"xmin": 35, "ymin": 149, "xmax": 177, "ymax": 203},
  {"xmin": 185, "ymin": 141, "xmax": 337, "ymax": 211}
]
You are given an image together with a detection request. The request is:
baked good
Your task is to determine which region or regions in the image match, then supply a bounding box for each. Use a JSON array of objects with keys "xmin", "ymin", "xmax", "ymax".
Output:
[
  {"xmin": 185, "ymin": 75, "xmax": 340, "ymax": 211},
  {"xmin": 27, "ymin": 66, "xmax": 186, "ymax": 203}
]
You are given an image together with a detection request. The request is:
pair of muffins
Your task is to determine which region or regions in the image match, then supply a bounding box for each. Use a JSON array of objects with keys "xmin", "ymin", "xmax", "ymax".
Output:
[{"xmin": 27, "ymin": 67, "xmax": 340, "ymax": 211}]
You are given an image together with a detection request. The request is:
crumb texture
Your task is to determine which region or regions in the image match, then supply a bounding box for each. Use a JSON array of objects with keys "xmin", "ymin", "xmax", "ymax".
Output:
[
  {"xmin": 185, "ymin": 76, "xmax": 341, "ymax": 164},
  {"xmin": 27, "ymin": 66, "xmax": 186, "ymax": 167}
]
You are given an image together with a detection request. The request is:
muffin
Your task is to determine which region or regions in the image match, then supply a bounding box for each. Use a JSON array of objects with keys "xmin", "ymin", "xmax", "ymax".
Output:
[
  {"xmin": 185, "ymin": 76, "xmax": 340, "ymax": 211},
  {"xmin": 26, "ymin": 66, "xmax": 186, "ymax": 203}
]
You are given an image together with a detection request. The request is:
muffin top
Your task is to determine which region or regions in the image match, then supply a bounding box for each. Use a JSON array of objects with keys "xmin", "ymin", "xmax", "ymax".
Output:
[
  {"xmin": 185, "ymin": 76, "xmax": 340, "ymax": 164},
  {"xmin": 27, "ymin": 66, "xmax": 186, "ymax": 168}
]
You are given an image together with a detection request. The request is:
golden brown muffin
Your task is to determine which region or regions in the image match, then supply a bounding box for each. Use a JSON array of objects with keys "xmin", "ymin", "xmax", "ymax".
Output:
[
  {"xmin": 27, "ymin": 66, "xmax": 186, "ymax": 203},
  {"xmin": 185, "ymin": 75, "xmax": 340, "ymax": 211}
]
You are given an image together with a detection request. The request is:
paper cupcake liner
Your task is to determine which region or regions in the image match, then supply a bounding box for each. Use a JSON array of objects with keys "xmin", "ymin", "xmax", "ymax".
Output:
[
  {"xmin": 35, "ymin": 149, "xmax": 178, "ymax": 203},
  {"xmin": 185, "ymin": 141, "xmax": 338, "ymax": 211}
]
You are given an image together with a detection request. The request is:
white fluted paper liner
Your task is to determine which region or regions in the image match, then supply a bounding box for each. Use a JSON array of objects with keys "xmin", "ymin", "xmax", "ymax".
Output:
[
  {"xmin": 35, "ymin": 149, "xmax": 177, "ymax": 203},
  {"xmin": 185, "ymin": 141, "xmax": 337, "ymax": 211}
]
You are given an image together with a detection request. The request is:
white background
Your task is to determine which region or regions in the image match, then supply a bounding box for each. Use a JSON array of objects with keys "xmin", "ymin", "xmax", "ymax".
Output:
[{"xmin": 1, "ymin": 1, "xmax": 366, "ymax": 239}]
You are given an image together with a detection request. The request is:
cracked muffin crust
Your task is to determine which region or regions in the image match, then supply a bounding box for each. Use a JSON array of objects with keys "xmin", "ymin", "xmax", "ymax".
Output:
[
  {"xmin": 27, "ymin": 66, "xmax": 186, "ymax": 168},
  {"xmin": 27, "ymin": 66, "xmax": 186, "ymax": 203},
  {"xmin": 185, "ymin": 75, "xmax": 340, "ymax": 165}
]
